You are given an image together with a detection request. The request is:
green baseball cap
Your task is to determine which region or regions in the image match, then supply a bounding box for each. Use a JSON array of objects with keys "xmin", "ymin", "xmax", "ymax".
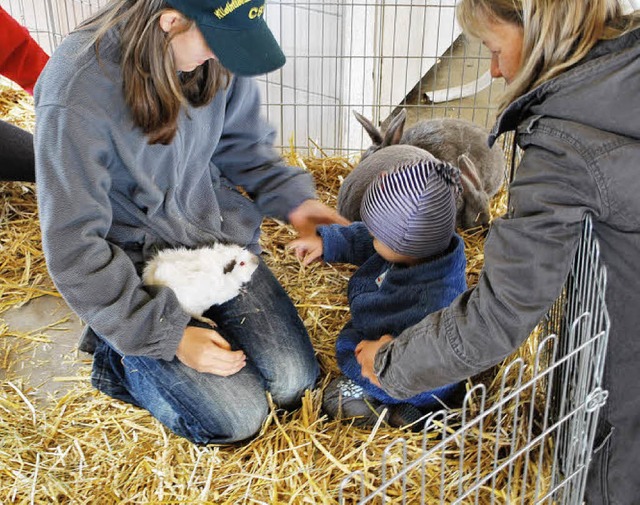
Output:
[{"xmin": 165, "ymin": 0, "xmax": 285, "ymax": 76}]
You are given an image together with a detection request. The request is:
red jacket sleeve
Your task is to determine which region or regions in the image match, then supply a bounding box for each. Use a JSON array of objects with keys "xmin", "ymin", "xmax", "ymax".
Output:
[{"xmin": 0, "ymin": 7, "xmax": 49, "ymax": 95}]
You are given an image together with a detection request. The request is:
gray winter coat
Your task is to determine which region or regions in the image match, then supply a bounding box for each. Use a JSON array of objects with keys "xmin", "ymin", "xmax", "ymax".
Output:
[
  {"xmin": 33, "ymin": 29, "xmax": 316, "ymax": 362},
  {"xmin": 373, "ymin": 28, "xmax": 640, "ymax": 504}
]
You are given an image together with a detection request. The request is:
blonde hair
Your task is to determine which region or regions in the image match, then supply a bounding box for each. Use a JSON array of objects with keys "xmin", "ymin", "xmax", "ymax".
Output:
[
  {"xmin": 456, "ymin": 0, "xmax": 640, "ymax": 113},
  {"xmin": 78, "ymin": 0, "xmax": 230, "ymax": 144}
]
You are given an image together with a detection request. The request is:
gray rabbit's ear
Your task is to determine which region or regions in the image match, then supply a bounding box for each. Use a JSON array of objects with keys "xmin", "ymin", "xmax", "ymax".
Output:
[
  {"xmin": 353, "ymin": 110, "xmax": 383, "ymax": 145},
  {"xmin": 458, "ymin": 154, "xmax": 483, "ymax": 191},
  {"xmin": 382, "ymin": 109, "xmax": 406, "ymax": 147}
]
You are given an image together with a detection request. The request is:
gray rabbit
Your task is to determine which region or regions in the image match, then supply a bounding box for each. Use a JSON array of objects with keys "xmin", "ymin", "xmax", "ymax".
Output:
[{"xmin": 338, "ymin": 109, "xmax": 506, "ymax": 229}]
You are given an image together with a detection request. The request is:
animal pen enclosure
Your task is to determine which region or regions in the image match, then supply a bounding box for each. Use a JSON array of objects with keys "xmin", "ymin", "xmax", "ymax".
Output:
[{"xmin": 0, "ymin": 0, "xmax": 610, "ymax": 503}]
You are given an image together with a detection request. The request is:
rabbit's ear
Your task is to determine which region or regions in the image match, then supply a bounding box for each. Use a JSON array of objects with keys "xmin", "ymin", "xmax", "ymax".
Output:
[
  {"xmin": 353, "ymin": 110, "xmax": 383, "ymax": 145},
  {"xmin": 458, "ymin": 154, "xmax": 483, "ymax": 192},
  {"xmin": 382, "ymin": 109, "xmax": 406, "ymax": 147}
]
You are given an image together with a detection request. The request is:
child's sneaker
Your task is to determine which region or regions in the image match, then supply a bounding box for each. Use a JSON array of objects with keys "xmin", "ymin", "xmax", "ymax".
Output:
[
  {"xmin": 387, "ymin": 403, "xmax": 427, "ymax": 431},
  {"xmin": 322, "ymin": 375, "xmax": 389, "ymax": 427}
]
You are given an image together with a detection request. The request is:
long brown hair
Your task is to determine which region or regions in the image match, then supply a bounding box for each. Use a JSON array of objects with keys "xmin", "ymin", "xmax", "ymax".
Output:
[
  {"xmin": 456, "ymin": 0, "xmax": 640, "ymax": 113},
  {"xmin": 78, "ymin": 0, "xmax": 231, "ymax": 144}
]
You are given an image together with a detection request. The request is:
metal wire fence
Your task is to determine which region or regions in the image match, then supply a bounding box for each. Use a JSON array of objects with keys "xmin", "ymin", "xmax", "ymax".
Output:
[{"xmin": 2, "ymin": 0, "xmax": 505, "ymax": 154}]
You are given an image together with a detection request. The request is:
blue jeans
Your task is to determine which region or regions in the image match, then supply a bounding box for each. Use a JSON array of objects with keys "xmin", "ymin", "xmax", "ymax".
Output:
[{"xmin": 91, "ymin": 259, "xmax": 319, "ymax": 444}]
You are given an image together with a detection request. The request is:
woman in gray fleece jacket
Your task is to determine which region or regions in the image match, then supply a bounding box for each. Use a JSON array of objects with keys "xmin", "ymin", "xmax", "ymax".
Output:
[
  {"xmin": 356, "ymin": 1, "xmax": 640, "ymax": 503},
  {"xmin": 33, "ymin": 0, "xmax": 347, "ymax": 444}
]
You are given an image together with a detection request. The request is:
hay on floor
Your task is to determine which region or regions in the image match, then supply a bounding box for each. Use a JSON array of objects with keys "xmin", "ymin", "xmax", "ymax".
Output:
[{"xmin": 0, "ymin": 83, "xmax": 552, "ymax": 503}]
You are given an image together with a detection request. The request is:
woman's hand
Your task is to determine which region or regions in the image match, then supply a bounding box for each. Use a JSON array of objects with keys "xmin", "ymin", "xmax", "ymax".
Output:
[
  {"xmin": 355, "ymin": 335, "xmax": 394, "ymax": 387},
  {"xmin": 177, "ymin": 325, "xmax": 246, "ymax": 376},
  {"xmin": 288, "ymin": 234, "xmax": 324, "ymax": 266},
  {"xmin": 288, "ymin": 199, "xmax": 350, "ymax": 239}
]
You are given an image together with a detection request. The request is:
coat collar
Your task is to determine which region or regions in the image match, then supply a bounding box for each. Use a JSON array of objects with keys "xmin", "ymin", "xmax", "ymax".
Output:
[{"xmin": 488, "ymin": 27, "xmax": 640, "ymax": 147}]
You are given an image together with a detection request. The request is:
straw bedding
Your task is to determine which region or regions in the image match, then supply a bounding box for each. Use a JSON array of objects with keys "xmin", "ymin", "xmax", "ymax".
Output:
[{"xmin": 0, "ymin": 83, "xmax": 549, "ymax": 503}]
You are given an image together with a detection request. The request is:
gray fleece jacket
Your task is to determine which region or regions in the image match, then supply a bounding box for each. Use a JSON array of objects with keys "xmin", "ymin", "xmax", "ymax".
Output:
[
  {"xmin": 374, "ymin": 27, "xmax": 640, "ymax": 504},
  {"xmin": 33, "ymin": 29, "xmax": 316, "ymax": 361}
]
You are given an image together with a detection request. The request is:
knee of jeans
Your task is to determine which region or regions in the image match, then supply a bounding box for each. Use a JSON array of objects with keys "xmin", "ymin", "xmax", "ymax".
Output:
[
  {"xmin": 193, "ymin": 393, "xmax": 270, "ymax": 444},
  {"xmin": 269, "ymin": 357, "xmax": 319, "ymax": 409}
]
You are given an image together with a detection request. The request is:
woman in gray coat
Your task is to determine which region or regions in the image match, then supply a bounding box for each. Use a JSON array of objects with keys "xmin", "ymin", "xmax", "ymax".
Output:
[
  {"xmin": 34, "ymin": 0, "xmax": 347, "ymax": 445},
  {"xmin": 356, "ymin": 1, "xmax": 640, "ymax": 503}
]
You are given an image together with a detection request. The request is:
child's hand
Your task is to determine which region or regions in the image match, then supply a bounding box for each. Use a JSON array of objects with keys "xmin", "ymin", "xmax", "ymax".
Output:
[
  {"xmin": 355, "ymin": 335, "xmax": 394, "ymax": 387},
  {"xmin": 288, "ymin": 235, "xmax": 324, "ymax": 266}
]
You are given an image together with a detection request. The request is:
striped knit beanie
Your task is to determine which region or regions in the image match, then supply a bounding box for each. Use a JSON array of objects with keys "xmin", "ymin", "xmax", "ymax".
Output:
[{"xmin": 360, "ymin": 155, "xmax": 462, "ymax": 259}]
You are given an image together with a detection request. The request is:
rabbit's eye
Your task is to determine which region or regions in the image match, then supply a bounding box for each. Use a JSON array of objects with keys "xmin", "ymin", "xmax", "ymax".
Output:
[{"xmin": 240, "ymin": 261, "xmax": 245, "ymax": 266}]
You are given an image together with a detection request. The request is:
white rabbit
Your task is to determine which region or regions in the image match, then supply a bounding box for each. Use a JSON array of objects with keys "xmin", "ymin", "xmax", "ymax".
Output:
[
  {"xmin": 142, "ymin": 243, "xmax": 259, "ymax": 326},
  {"xmin": 341, "ymin": 109, "xmax": 506, "ymax": 230}
]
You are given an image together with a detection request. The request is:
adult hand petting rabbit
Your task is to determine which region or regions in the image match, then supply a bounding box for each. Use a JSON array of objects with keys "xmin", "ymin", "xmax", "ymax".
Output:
[
  {"xmin": 177, "ymin": 325, "xmax": 246, "ymax": 376},
  {"xmin": 288, "ymin": 199, "xmax": 351, "ymax": 239}
]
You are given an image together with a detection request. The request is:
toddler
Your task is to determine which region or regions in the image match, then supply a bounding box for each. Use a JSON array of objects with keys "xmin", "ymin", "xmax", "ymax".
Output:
[{"xmin": 291, "ymin": 146, "xmax": 468, "ymax": 428}]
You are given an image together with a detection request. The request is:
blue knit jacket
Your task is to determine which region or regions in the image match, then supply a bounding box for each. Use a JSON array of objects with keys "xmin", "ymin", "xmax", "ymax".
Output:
[{"xmin": 319, "ymin": 222, "xmax": 467, "ymax": 409}]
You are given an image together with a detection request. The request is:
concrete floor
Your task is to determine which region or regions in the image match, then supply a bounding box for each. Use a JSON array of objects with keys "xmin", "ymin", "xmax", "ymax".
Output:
[{"xmin": 1, "ymin": 295, "xmax": 90, "ymax": 405}]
